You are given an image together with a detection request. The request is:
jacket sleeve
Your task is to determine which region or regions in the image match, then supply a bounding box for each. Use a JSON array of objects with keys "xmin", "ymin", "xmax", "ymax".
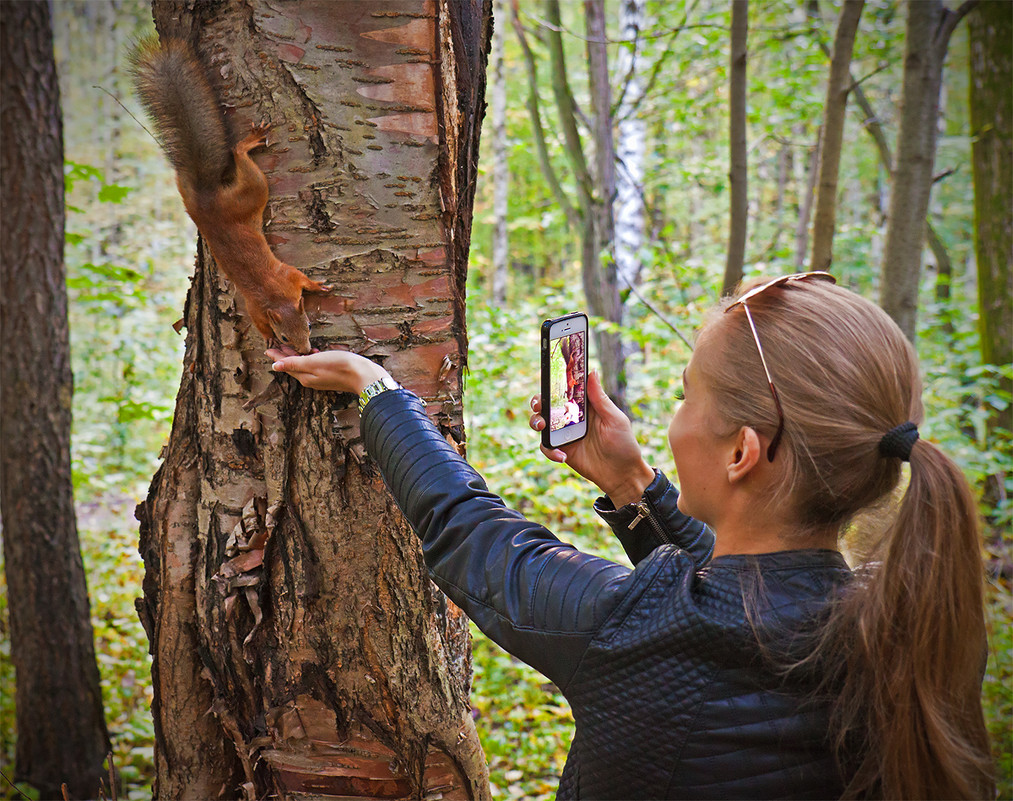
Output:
[
  {"xmin": 592, "ymin": 469, "xmax": 714, "ymax": 566},
  {"xmin": 360, "ymin": 389, "xmax": 644, "ymax": 691}
]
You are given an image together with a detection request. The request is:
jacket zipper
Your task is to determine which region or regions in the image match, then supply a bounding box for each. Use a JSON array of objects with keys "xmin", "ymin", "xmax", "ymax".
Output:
[{"xmin": 628, "ymin": 500, "xmax": 672, "ymax": 545}]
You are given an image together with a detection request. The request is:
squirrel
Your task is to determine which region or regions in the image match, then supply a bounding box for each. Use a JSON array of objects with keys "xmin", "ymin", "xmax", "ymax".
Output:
[{"xmin": 129, "ymin": 36, "xmax": 328, "ymax": 355}]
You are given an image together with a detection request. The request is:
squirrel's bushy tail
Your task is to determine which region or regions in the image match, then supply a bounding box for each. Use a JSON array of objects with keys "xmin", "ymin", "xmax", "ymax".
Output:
[{"xmin": 129, "ymin": 36, "xmax": 231, "ymax": 191}]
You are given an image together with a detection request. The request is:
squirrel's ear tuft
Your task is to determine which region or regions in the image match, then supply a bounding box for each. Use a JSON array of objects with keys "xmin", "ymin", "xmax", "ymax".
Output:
[
  {"xmin": 267, "ymin": 309, "xmax": 282, "ymax": 323},
  {"xmin": 297, "ymin": 296, "xmax": 305, "ymax": 313}
]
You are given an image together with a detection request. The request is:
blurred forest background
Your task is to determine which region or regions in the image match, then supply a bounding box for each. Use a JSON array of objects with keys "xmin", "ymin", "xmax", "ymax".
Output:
[{"xmin": 1, "ymin": 1, "xmax": 1009, "ymax": 799}]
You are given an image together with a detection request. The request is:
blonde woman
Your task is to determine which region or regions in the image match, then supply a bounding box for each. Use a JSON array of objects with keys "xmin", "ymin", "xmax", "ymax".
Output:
[{"xmin": 269, "ymin": 273, "xmax": 993, "ymax": 799}]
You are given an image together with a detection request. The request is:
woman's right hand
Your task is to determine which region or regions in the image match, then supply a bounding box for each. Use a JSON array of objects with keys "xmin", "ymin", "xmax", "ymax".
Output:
[{"xmin": 530, "ymin": 371, "xmax": 655, "ymax": 508}]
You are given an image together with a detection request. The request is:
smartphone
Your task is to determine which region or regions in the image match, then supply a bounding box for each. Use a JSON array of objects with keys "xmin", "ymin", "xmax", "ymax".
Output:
[{"xmin": 540, "ymin": 312, "xmax": 589, "ymax": 449}]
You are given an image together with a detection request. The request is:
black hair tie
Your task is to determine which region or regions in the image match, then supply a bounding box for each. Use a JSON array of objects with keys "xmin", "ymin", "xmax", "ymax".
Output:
[{"xmin": 879, "ymin": 421, "xmax": 919, "ymax": 461}]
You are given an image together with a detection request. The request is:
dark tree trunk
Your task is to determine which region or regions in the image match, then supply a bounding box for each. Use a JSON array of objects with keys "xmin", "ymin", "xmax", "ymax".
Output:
[
  {"xmin": 968, "ymin": 0, "xmax": 1012, "ymax": 535},
  {"xmin": 968, "ymin": 0, "xmax": 1012, "ymax": 379},
  {"xmin": 809, "ymin": 0, "xmax": 864, "ymax": 272},
  {"xmin": 584, "ymin": 0, "xmax": 626, "ymax": 410},
  {"xmin": 134, "ymin": 1, "xmax": 492, "ymax": 797},
  {"xmin": 0, "ymin": 2, "xmax": 110, "ymax": 798},
  {"xmin": 722, "ymin": 0, "xmax": 748, "ymax": 296},
  {"xmin": 880, "ymin": 0, "xmax": 977, "ymax": 341}
]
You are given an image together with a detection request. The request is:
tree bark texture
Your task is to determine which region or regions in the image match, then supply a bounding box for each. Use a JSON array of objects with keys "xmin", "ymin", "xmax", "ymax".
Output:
[
  {"xmin": 809, "ymin": 0, "xmax": 864, "ymax": 273},
  {"xmin": 0, "ymin": 2, "xmax": 111, "ymax": 798},
  {"xmin": 722, "ymin": 0, "xmax": 748, "ymax": 297},
  {"xmin": 134, "ymin": 2, "xmax": 491, "ymax": 798},
  {"xmin": 879, "ymin": 0, "xmax": 972, "ymax": 341},
  {"xmin": 968, "ymin": 0, "xmax": 1012, "ymax": 376}
]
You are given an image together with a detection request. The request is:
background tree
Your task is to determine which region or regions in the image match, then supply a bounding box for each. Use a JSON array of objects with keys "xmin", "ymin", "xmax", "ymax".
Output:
[
  {"xmin": 968, "ymin": 0, "xmax": 1012, "ymax": 397},
  {"xmin": 809, "ymin": 0, "xmax": 864, "ymax": 272},
  {"xmin": 134, "ymin": 1, "xmax": 491, "ymax": 796},
  {"xmin": 722, "ymin": 0, "xmax": 748, "ymax": 296},
  {"xmin": 0, "ymin": 2, "xmax": 110, "ymax": 797},
  {"xmin": 512, "ymin": 0, "xmax": 628, "ymax": 409},
  {"xmin": 490, "ymin": 0, "xmax": 510, "ymax": 306},
  {"xmin": 880, "ymin": 0, "xmax": 978, "ymax": 340},
  {"xmin": 615, "ymin": 0, "xmax": 647, "ymax": 291}
]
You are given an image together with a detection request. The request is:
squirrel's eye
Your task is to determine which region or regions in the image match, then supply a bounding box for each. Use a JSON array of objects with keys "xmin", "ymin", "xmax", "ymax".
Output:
[{"xmin": 280, "ymin": 334, "xmax": 289, "ymax": 343}]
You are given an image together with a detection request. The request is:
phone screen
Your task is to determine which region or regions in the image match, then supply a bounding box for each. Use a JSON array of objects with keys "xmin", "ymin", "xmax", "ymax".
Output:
[
  {"xmin": 541, "ymin": 313, "xmax": 588, "ymax": 448},
  {"xmin": 548, "ymin": 331, "xmax": 587, "ymax": 433}
]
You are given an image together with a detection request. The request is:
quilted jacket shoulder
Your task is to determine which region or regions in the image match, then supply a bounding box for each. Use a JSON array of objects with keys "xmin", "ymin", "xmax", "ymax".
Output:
[{"xmin": 361, "ymin": 390, "xmax": 853, "ymax": 800}]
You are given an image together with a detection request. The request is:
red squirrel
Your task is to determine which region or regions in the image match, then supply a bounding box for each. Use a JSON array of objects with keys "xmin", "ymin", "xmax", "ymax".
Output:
[{"xmin": 130, "ymin": 37, "xmax": 327, "ymax": 354}]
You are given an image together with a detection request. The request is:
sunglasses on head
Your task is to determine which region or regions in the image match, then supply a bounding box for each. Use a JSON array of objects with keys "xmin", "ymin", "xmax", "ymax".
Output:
[{"xmin": 725, "ymin": 271, "xmax": 837, "ymax": 461}]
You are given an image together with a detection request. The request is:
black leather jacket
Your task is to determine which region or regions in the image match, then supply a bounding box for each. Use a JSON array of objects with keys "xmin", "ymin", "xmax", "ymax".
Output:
[{"xmin": 362, "ymin": 390, "xmax": 853, "ymax": 800}]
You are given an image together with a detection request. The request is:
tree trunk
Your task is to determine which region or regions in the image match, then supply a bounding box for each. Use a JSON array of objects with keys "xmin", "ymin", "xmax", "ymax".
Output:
[
  {"xmin": 968, "ymin": 0, "xmax": 1012, "ymax": 378},
  {"xmin": 880, "ymin": 0, "xmax": 975, "ymax": 341},
  {"xmin": 809, "ymin": 0, "xmax": 864, "ymax": 272},
  {"xmin": 490, "ymin": 0, "xmax": 508, "ymax": 305},
  {"xmin": 615, "ymin": 0, "xmax": 646, "ymax": 288},
  {"xmin": 722, "ymin": 0, "xmax": 748, "ymax": 296},
  {"xmin": 794, "ymin": 124, "xmax": 820, "ymax": 270},
  {"xmin": 583, "ymin": 0, "xmax": 627, "ymax": 410},
  {"xmin": 0, "ymin": 3, "xmax": 110, "ymax": 798},
  {"xmin": 134, "ymin": 2, "xmax": 491, "ymax": 798}
]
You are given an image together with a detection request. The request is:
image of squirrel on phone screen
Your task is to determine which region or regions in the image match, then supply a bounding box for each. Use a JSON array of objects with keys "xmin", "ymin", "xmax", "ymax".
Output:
[{"xmin": 548, "ymin": 332, "xmax": 586, "ymax": 433}]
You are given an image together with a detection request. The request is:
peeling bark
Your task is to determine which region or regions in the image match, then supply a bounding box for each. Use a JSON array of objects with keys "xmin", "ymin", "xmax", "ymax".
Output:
[{"xmin": 136, "ymin": 1, "xmax": 491, "ymax": 797}]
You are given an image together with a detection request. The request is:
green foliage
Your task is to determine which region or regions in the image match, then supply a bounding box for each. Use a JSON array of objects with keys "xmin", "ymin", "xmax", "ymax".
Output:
[{"xmin": 78, "ymin": 503, "xmax": 156, "ymax": 797}]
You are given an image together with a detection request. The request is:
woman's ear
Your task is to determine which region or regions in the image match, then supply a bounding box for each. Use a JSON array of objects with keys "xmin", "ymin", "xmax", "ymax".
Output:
[{"xmin": 727, "ymin": 426, "xmax": 762, "ymax": 483}]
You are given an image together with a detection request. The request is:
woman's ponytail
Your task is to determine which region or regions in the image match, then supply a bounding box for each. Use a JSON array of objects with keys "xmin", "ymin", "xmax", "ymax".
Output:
[{"xmin": 833, "ymin": 438, "xmax": 994, "ymax": 799}]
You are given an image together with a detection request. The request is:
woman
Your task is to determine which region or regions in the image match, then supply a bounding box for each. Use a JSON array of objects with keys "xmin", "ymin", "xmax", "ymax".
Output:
[{"xmin": 268, "ymin": 274, "xmax": 994, "ymax": 799}]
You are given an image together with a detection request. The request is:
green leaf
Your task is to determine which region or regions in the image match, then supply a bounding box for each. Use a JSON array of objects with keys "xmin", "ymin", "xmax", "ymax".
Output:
[{"xmin": 98, "ymin": 183, "xmax": 134, "ymax": 204}]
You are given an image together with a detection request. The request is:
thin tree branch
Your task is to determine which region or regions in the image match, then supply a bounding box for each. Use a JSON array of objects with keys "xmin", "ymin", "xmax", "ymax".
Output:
[
  {"xmin": 932, "ymin": 166, "xmax": 957, "ymax": 183},
  {"xmin": 521, "ymin": 10, "xmax": 726, "ymax": 44},
  {"xmin": 847, "ymin": 59, "xmax": 894, "ymax": 92},
  {"xmin": 620, "ymin": 274, "xmax": 695, "ymax": 350},
  {"xmin": 936, "ymin": 0, "xmax": 980, "ymax": 52},
  {"xmin": 770, "ymin": 133, "xmax": 819, "ymax": 149}
]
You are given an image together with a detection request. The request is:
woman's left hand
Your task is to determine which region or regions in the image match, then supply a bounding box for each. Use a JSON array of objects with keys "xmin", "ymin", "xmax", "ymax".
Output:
[{"xmin": 266, "ymin": 348, "xmax": 390, "ymax": 394}]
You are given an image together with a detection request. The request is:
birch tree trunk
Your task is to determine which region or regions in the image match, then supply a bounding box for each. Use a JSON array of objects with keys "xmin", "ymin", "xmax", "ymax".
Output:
[
  {"xmin": 809, "ymin": 0, "xmax": 864, "ymax": 272},
  {"xmin": 880, "ymin": 0, "xmax": 976, "ymax": 340},
  {"xmin": 722, "ymin": 0, "xmax": 748, "ymax": 296},
  {"xmin": 134, "ymin": 2, "xmax": 491, "ymax": 798},
  {"xmin": 615, "ymin": 0, "xmax": 646, "ymax": 288},
  {"xmin": 0, "ymin": 3, "xmax": 110, "ymax": 797}
]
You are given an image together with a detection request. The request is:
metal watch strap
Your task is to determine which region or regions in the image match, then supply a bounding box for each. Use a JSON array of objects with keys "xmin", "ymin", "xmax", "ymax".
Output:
[{"xmin": 358, "ymin": 375, "xmax": 401, "ymax": 414}]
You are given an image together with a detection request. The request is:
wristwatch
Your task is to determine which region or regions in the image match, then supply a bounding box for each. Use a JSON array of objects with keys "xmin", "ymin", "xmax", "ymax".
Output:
[{"xmin": 358, "ymin": 375, "xmax": 401, "ymax": 414}]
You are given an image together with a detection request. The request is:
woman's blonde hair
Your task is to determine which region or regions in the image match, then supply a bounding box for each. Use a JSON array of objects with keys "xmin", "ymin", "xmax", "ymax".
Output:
[{"xmin": 697, "ymin": 279, "xmax": 994, "ymax": 799}]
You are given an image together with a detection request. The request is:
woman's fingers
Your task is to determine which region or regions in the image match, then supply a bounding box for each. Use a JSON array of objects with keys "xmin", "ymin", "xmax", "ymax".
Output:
[{"xmin": 539, "ymin": 445, "xmax": 567, "ymax": 463}]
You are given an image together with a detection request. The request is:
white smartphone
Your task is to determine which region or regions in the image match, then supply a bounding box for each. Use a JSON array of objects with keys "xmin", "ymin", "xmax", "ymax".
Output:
[{"xmin": 540, "ymin": 312, "xmax": 589, "ymax": 449}]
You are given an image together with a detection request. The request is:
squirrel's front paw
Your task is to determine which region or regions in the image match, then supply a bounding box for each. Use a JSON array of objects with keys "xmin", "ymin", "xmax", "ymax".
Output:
[{"xmin": 239, "ymin": 121, "xmax": 270, "ymax": 151}]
